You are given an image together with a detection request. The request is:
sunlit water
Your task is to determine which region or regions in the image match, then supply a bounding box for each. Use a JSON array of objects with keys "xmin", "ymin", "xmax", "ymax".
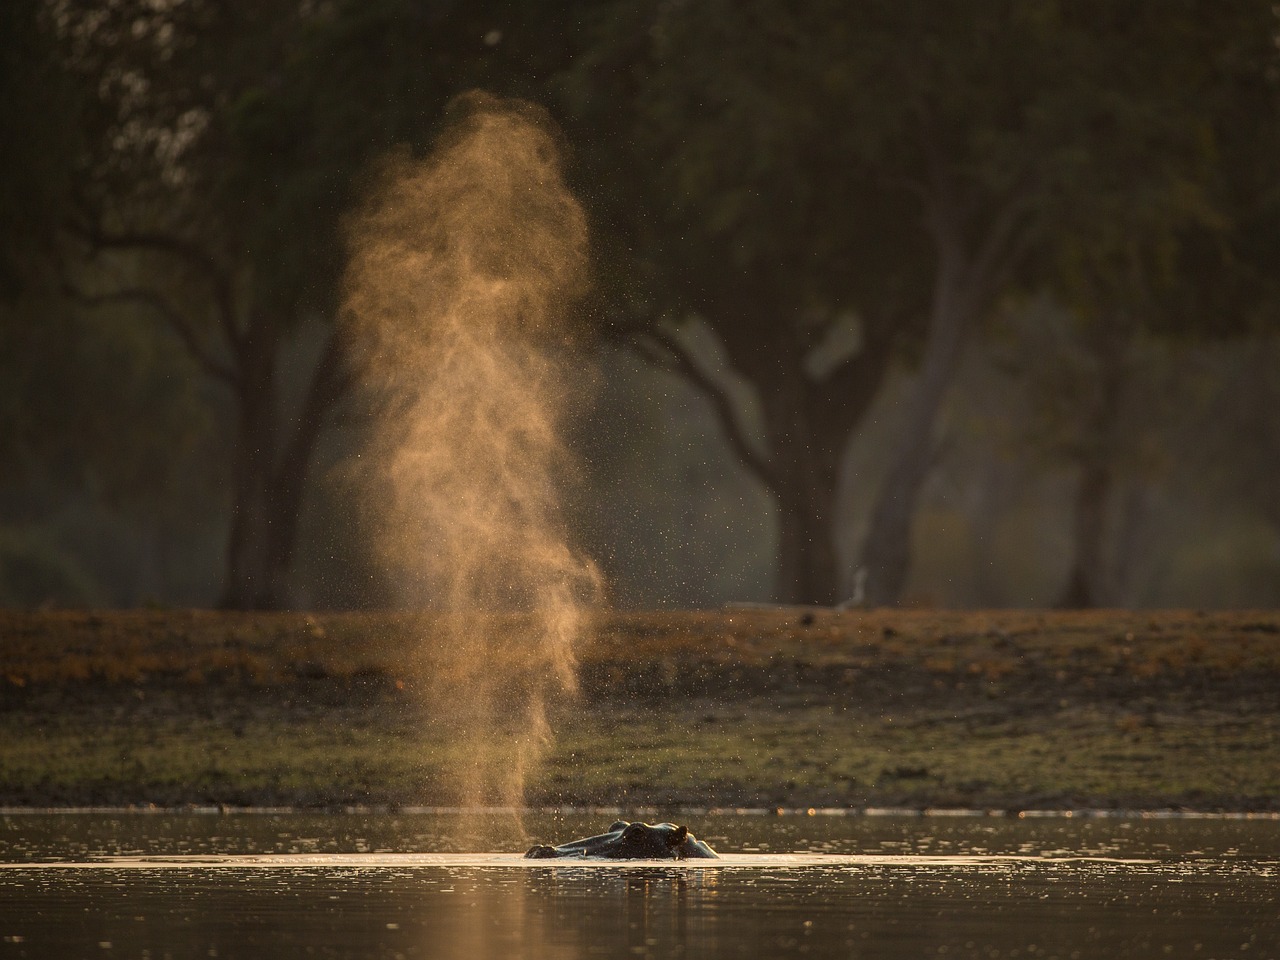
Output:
[{"xmin": 1, "ymin": 812, "xmax": 1276, "ymax": 958}]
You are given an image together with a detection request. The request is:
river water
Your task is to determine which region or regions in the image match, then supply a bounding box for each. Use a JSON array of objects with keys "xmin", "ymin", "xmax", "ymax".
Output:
[{"xmin": 1, "ymin": 811, "xmax": 1276, "ymax": 958}]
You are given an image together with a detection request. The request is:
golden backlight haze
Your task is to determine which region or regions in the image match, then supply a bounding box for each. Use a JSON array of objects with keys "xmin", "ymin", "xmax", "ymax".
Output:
[{"xmin": 343, "ymin": 91, "xmax": 602, "ymax": 814}]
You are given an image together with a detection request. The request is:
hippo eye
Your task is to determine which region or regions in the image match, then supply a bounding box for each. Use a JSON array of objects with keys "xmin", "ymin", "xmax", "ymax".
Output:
[{"xmin": 623, "ymin": 824, "xmax": 646, "ymax": 840}]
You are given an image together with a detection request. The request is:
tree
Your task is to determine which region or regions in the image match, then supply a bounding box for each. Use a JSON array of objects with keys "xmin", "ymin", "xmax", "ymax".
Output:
[
  {"xmin": 561, "ymin": 0, "xmax": 1253, "ymax": 605},
  {"xmin": 38, "ymin": 0, "xmax": 555, "ymax": 607},
  {"xmin": 34, "ymin": 0, "xmax": 348, "ymax": 607},
  {"xmin": 1017, "ymin": 2, "xmax": 1280, "ymax": 607},
  {"xmin": 42, "ymin": 0, "xmax": 624, "ymax": 608},
  {"xmin": 0, "ymin": 0, "xmax": 79, "ymax": 297},
  {"xmin": 561, "ymin": 1, "xmax": 929, "ymax": 604}
]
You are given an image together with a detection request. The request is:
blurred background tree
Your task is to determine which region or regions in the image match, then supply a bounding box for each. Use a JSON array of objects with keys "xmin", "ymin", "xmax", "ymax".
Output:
[
  {"xmin": 557, "ymin": 0, "xmax": 1278, "ymax": 605},
  {"xmin": 1, "ymin": 0, "xmax": 1276, "ymax": 610},
  {"xmin": 1, "ymin": 0, "xmax": 218, "ymax": 605}
]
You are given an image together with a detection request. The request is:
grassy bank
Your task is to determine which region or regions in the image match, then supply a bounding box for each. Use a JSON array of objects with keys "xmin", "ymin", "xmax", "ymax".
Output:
[{"xmin": 2, "ymin": 609, "xmax": 1278, "ymax": 811}]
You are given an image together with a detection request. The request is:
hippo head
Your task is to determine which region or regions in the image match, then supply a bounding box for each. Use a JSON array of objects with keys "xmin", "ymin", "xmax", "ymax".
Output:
[{"xmin": 524, "ymin": 820, "xmax": 719, "ymax": 859}]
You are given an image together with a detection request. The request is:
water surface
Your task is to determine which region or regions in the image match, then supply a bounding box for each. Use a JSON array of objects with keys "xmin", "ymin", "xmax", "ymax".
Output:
[{"xmin": 1, "ymin": 812, "xmax": 1276, "ymax": 958}]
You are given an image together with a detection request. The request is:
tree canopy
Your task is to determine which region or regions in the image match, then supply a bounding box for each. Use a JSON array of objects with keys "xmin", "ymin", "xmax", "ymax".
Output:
[
  {"xmin": 555, "ymin": 0, "xmax": 1278, "ymax": 604},
  {"xmin": 2, "ymin": 0, "xmax": 1277, "ymax": 608}
]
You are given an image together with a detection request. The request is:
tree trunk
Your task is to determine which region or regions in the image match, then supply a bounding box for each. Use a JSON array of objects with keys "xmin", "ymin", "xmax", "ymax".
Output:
[
  {"xmin": 219, "ymin": 322, "xmax": 288, "ymax": 610},
  {"xmin": 860, "ymin": 241, "xmax": 975, "ymax": 607},
  {"xmin": 967, "ymin": 457, "xmax": 1022, "ymax": 607},
  {"xmin": 1055, "ymin": 458, "xmax": 1112, "ymax": 608},
  {"xmin": 1055, "ymin": 319, "xmax": 1126, "ymax": 609},
  {"xmin": 219, "ymin": 446, "xmax": 324, "ymax": 611},
  {"xmin": 219, "ymin": 322, "xmax": 352, "ymax": 610},
  {"xmin": 220, "ymin": 397, "xmax": 280, "ymax": 608},
  {"xmin": 754, "ymin": 349, "xmax": 849, "ymax": 605},
  {"xmin": 771, "ymin": 448, "xmax": 843, "ymax": 605}
]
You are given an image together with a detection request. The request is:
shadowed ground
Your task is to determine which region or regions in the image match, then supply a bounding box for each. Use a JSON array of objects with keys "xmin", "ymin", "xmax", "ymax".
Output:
[{"xmin": 1, "ymin": 609, "xmax": 1277, "ymax": 811}]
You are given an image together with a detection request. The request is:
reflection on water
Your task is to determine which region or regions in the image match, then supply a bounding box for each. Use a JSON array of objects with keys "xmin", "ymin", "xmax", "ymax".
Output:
[{"xmin": 0, "ymin": 812, "xmax": 1277, "ymax": 959}]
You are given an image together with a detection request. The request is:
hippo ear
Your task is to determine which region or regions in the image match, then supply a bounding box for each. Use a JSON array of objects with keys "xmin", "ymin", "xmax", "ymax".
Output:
[{"xmin": 667, "ymin": 825, "xmax": 688, "ymax": 846}]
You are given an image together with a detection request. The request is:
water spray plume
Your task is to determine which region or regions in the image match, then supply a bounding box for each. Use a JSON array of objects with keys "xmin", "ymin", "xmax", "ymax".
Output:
[{"xmin": 343, "ymin": 92, "xmax": 602, "ymax": 813}]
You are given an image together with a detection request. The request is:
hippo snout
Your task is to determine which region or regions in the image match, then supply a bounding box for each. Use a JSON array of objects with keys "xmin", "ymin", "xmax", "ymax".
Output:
[{"xmin": 522, "ymin": 821, "xmax": 719, "ymax": 860}]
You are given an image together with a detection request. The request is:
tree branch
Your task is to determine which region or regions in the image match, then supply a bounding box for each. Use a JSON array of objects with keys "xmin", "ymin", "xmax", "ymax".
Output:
[
  {"xmin": 79, "ymin": 226, "xmax": 244, "ymax": 353},
  {"xmin": 817, "ymin": 311, "xmax": 900, "ymax": 435},
  {"xmin": 63, "ymin": 281, "xmax": 238, "ymax": 385},
  {"xmin": 631, "ymin": 325, "xmax": 780, "ymax": 493},
  {"xmin": 916, "ymin": 107, "xmax": 1039, "ymax": 313},
  {"xmin": 969, "ymin": 183, "xmax": 1039, "ymax": 297}
]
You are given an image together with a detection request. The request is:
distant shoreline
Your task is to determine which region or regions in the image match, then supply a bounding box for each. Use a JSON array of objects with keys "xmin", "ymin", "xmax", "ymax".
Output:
[
  {"xmin": 3, "ymin": 609, "xmax": 1278, "ymax": 813},
  {"xmin": 3, "ymin": 806, "xmax": 1279, "ymax": 819}
]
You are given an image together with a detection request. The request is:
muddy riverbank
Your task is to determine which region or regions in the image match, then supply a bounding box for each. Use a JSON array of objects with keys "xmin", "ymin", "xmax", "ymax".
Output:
[{"xmin": 2, "ymin": 609, "xmax": 1277, "ymax": 811}]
